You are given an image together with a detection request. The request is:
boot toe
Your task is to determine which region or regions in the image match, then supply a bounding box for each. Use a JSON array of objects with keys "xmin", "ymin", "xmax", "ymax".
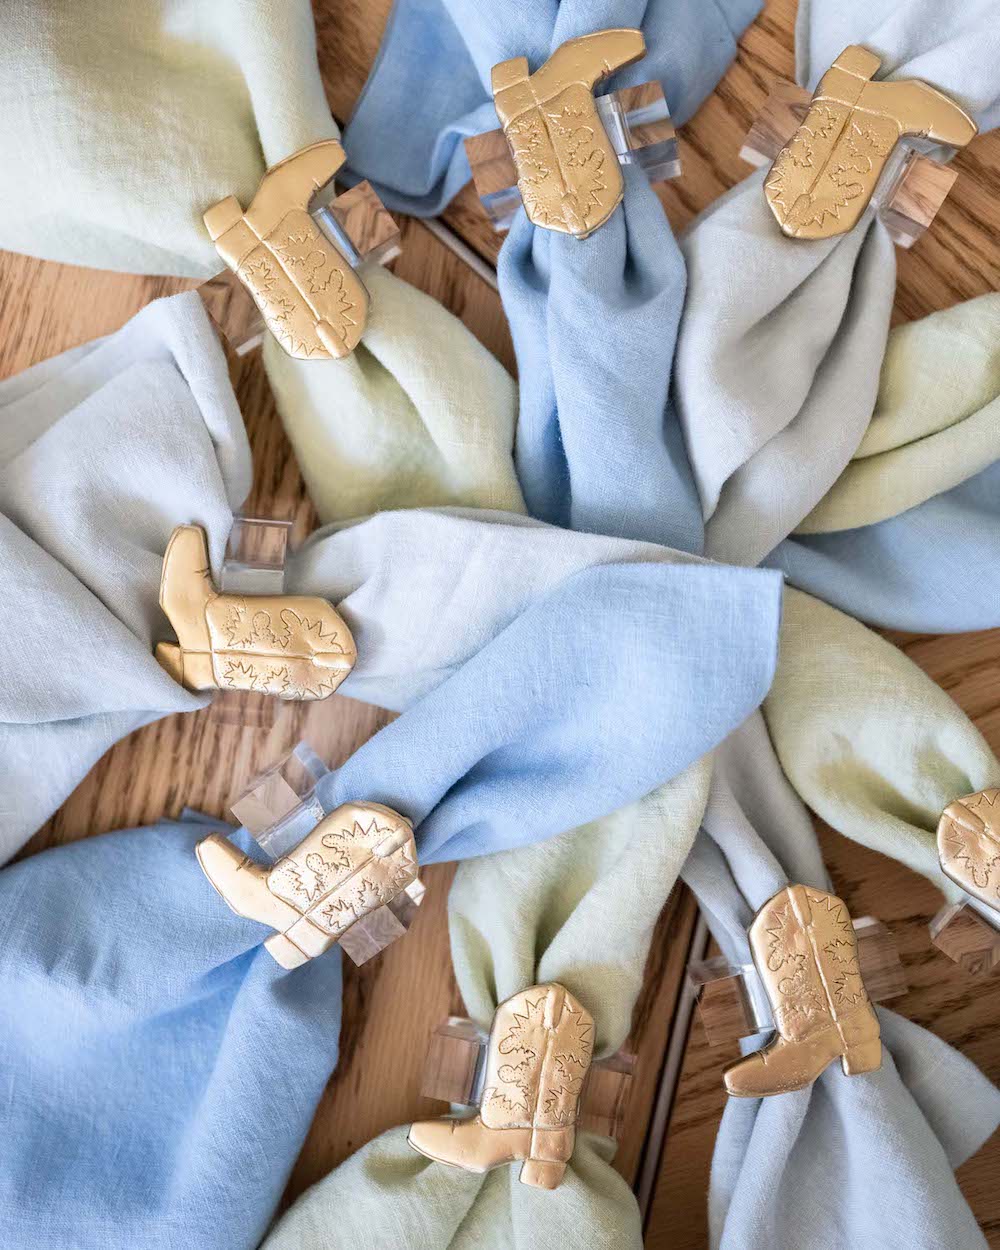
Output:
[{"xmin": 407, "ymin": 1118, "xmax": 472, "ymax": 1169}]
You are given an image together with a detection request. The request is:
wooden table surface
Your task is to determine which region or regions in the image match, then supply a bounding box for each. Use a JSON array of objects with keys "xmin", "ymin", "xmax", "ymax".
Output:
[{"xmin": 2, "ymin": 0, "xmax": 998, "ymax": 1245}]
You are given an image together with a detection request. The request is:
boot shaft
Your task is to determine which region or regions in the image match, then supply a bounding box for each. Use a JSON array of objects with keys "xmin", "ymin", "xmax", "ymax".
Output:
[
  {"xmin": 748, "ymin": 884, "xmax": 869, "ymax": 1042},
  {"xmin": 480, "ymin": 984, "xmax": 594, "ymax": 1131}
]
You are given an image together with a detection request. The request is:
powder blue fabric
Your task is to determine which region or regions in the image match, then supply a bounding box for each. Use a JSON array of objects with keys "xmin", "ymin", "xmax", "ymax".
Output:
[
  {"xmin": 673, "ymin": 0, "xmax": 1000, "ymax": 570},
  {"xmin": 0, "ymin": 553, "xmax": 782, "ymax": 1250},
  {"xmin": 0, "ymin": 815, "xmax": 343, "ymax": 1250},
  {"xmin": 768, "ymin": 460, "xmax": 1000, "ymax": 634},
  {"xmin": 682, "ymin": 717, "xmax": 1000, "ymax": 1250},
  {"xmin": 343, "ymin": 0, "xmax": 761, "ymax": 548},
  {"xmin": 317, "ymin": 559, "xmax": 783, "ymax": 864}
]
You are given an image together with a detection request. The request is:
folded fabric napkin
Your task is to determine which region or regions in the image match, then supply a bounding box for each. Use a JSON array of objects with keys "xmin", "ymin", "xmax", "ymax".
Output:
[
  {"xmin": 344, "ymin": 0, "xmax": 761, "ymax": 548},
  {"xmin": 675, "ymin": 0, "xmax": 1000, "ymax": 568},
  {"xmin": 0, "ymin": 0, "xmax": 525, "ymax": 523},
  {"xmin": 0, "ymin": 532, "xmax": 780, "ymax": 1247},
  {"xmin": 0, "ymin": 290, "xmax": 782, "ymax": 867},
  {"xmin": 769, "ymin": 293, "xmax": 1000, "ymax": 631},
  {"xmin": 682, "ymin": 715, "xmax": 1000, "ymax": 1250},
  {"xmin": 262, "ymin": 760, "xmax": 712, "ymax": 1250},
  {"xmin": 0, "ymin": 814, "xmax": 343, "ymax": 1250},
  {"xmin": 0, "ymin": 291, "xmax": 250, "ymax": 855},
  {"xmin": 766, "ymin": 589, "xmax": 1000, "ymax": 892}
]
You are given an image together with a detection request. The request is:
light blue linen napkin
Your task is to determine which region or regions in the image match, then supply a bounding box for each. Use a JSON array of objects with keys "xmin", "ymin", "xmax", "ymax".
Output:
[
  {"xmin": 343, "ymin": 0, "xmax": 761, "ymax": 548},
  {"xmin": 682, "ymin": 715, "xmax": 1000, "ymax": 1250}
]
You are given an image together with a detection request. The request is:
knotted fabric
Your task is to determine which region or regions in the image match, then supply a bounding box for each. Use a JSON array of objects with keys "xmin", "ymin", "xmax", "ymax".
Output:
[
  {"xmin": 675, "ymin": 0, "xmax": 1000, "ymax": 568},
  {"xmin": 0, "ymin": 0, "xmax": 524, "ymax": 522},
  {"xmin": 343, "ymin": 0, "xmax": 762, "ymax": 548},
  {"xmin": 769, "ymin": 293, "xmax": 1000, "ymax": 631},
  {"xmin": 0, "ymin": 522, "xmax": 781, "ymax": 1247},
  {"xmin": 262, "ymin": 762, "xmax": 712, "ymax": 1250},
  {"xmin": 682, "ymin": 715, "xmax": 1000, "ymax": 1250},
  {"xmin": 0, "ymin": 292, "xmax": 782, "ymax": 863}
]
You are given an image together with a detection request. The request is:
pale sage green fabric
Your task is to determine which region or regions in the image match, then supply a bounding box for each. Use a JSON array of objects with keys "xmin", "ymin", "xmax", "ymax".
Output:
[
  {"xmin": 263, "ymin": 762, "xmax": 711, "ymax": 1250},
  {"xmin": 797, "ymin": 293, "xmax": 1000, "ymax": 534},
  {"xmin": 263, "ymin": 268, "xmax": 524, "ymax": 521},
  {"xmin": 0, "ymin": 0, "xmax": 524, "ymax": 524},
  {"xmin": 765, "ymin": 589, "xmax": 1000, "ymax": 892}
]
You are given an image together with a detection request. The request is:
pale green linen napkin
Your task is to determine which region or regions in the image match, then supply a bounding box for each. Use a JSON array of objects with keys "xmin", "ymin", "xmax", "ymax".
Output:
[
  {"xmin": 262, "ymin": 763, "xmax": 711, "ymax": 1250},
  {"xmin": 0, "ymin": 0, "xmax": 525, "ymax": 523}
]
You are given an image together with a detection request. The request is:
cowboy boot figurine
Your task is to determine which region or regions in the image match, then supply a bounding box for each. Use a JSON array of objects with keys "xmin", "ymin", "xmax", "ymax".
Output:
[
  {"xmin": 492, "ymin": 29, "xmax": 647, "ymax": 239},
  {"xmin": 197, "ymin": 801, "xmax": 417, "ymax": 968},
  {"xmin": 937, "ymin": 789, "xmax": 1000, "ymax": 914},
  {"xmin": 205, "ymin": 139, "xmax": 370, "ymax": 359},
  {"xmin": 724, "ymin": 884, "xmax": 882, "ymax": 1097},
  {"xmin": 156, "ymin": 523, "xmax": 356, "ymax": 700},
  {"xmin": 409, "ymin": 983, "xmax": 594, "ymax": 1188},
  {"xmin": 766, "ymin": 45, "xmax": 977, "ymax": 240}
]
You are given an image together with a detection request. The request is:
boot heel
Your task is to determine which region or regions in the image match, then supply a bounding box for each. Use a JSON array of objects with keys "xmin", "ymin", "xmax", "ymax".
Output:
[
  {"xmin": 842, "ymin": 1039, "xmax": 881, "ymax": 1076},
  {"xmin": 519, "ymin": 1159, "xmax": 566, "ymax": 1190},
  {"xmin": 155, "ymin": 642, "xmax": 185, "ymax": 684}
]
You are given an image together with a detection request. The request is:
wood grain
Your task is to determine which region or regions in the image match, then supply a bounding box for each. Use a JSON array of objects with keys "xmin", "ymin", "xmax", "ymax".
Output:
[{"xmin": 2, "ymin": 0, "xmax": 998, "ymax": 1243}]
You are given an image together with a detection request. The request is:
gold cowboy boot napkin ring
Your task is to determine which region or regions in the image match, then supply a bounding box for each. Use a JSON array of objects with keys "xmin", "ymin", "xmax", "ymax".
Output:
[
  {"xmin": 744, "ymin": 45, "xmax": 977, "ymax": 244},
  {"xmin": 690, "ymin": 885, "xmax": 887, "ymax": 1097},
  {"xmin": 464, "ymin": 30, "xmax": 680, "ymax": 238},
  {"xmin": 200, "ymin": 139, "xmax": 401, "ymax": 359},
  {"xmin": 931, "ymin": 789, "xmax": 1000, "ymax": 975},
  {"xmin": 156, "ymin": 520, "xmax": 356, "ymax": 701},
  {"xmin": 419, "ymin": 1013, "xmax": 635, "ymax": 1147},
  {"xmin": 409, "ymin": 983, "xmax": 594, "ymax": 1189},
  {"xmin": 199, "ymin": 742, "xmax": 424, "ymax": 969}
]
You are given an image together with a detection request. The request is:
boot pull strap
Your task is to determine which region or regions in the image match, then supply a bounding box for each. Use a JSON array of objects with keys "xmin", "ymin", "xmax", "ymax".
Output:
[{"xmin": 744, "ymin": 46, "xmax": 977, "ymax": 244}]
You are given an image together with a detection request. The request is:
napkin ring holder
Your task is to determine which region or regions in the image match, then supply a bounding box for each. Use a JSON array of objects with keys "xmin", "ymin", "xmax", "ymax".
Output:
[
  {"xmin": 155, "ymin": 517, "xmax": 356, "ymax": 703},
  {"xmin": 689, "ymin": 886, "xmax": 899, "ymax": 1096},
  {"xmin": 410, "ymin": 984, "xmax": 608, "ymax": 1189},
  {"xmin": 198, "ymin": 742, "xmax": 425, "ymax": 968},
  {"xmin": 418, "ymin": 1013, "xmax": 634, "ymax": 1143},
  {"xmin": 199, "ymin": 140, "xmax": 401, "ymax": 360},
  {"xmin": 744, "ymin": 46, "xmax": 977, "ymax": 247},
  {"xmin": 464, "ymin": 29, "xmax": 680, "ymax": 237},
  {"xmin": 932, "ymin": 789, "xmax": 1000, "ymax": 975}
]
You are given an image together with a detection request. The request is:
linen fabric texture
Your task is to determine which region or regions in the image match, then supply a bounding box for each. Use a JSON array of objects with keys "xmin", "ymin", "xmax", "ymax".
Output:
[
  {"xmin": 0, "ymin": 292, "xmax": 250, "ymax": 857},
  {"xmin": 674, "ymin": 0, "xmax": 1000, "ymax": 569},
  {"xmin": 0, "ymin": 0, "xmax": 524, "ymax": 524},
  {"xmin": 682, "ymin": 715, "xmax": 1000, "ymax": 1250},
  {"xmin": 343, "ymin": 0, "xmax": 762, "ymax": 548},
  {"xmin": 766, "ymin": 589, "xmax": 1000, "ymax": 895},
  {"xmin": 262, "ymin": 770, "xmax": 711, "ymax": 1250},
  {"xmin": 0, "ymin": 290, "xmax": 783, "ymax": 865},
  {"xmin": 0, "ymin": 815, "xmax": 344, "ymax": 1250},
  {"xmin": 769, "ymin": 293, "xmax": 1000, "ymax": 632},
  {"xmin": 0, "ymin": 287, "xmax": 785, "ymax": 1245},
  {"xmin": 0, "ymin": 565, "xmax": 776, "ymax": 1250}
]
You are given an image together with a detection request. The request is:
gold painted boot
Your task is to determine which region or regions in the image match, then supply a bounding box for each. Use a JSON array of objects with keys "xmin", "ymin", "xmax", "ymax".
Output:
[
  {"xmin": 197, "ymin": 801, "xmax": 416, "ymax": 968},
  {"xmin": 492, "ymin": 29, "xmax": 647, "ymax": 238},
  {"xmin": 937, "ymin": 789, "xmax": 1000, "ymax": 913},
  {"xmin": 408, "ymin": 983, "xmax": 593, "ymax": 1188},
  {"xmin": 204, "ymin": 139, "xmax": 370, "ymax": 359},
  {"xmin": 724, "ymin": 884, "xmax": 881, "ymax": 1097},
  {"xmin": 156, "ymin": 523, "xmax": 356, "ymax": 700},
  {"xmin": 766, "ymin": 45, "xmax": 977, "ymax": 239}
]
